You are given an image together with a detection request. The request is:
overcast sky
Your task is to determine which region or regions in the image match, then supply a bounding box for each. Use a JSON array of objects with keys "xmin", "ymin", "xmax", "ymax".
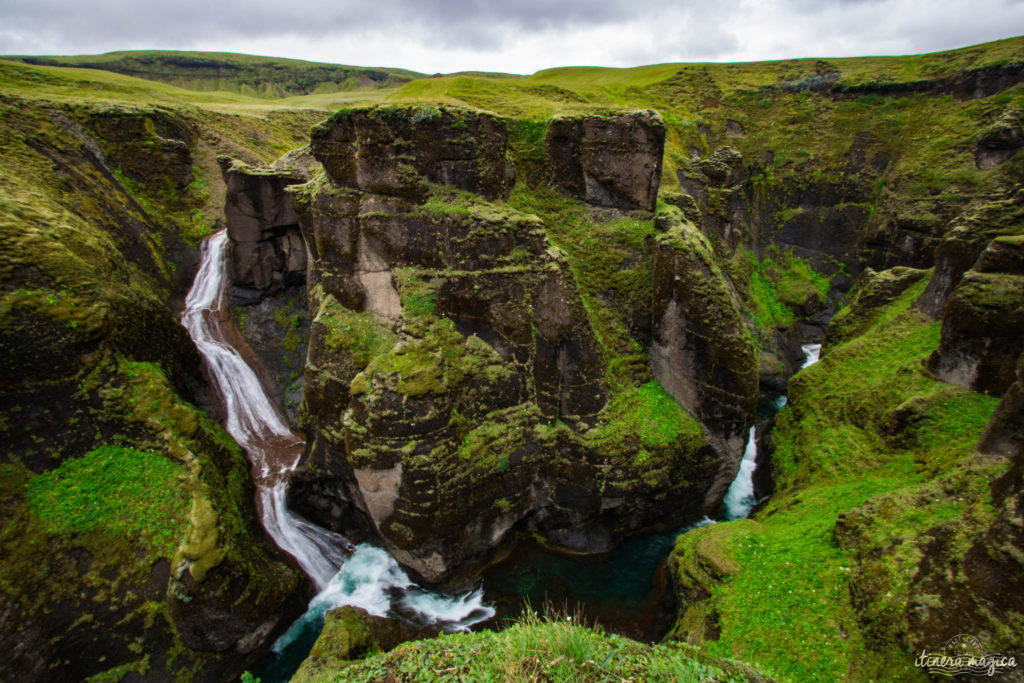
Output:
[{"xmin": 1, "ymin": 0, "xmax": 1022, "ymax": 74}]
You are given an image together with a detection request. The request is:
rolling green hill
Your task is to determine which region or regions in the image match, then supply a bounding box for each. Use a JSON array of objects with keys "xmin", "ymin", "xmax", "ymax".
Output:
[{"xmin": 5, "ymin": 50, "xmax": 424, "ymax": 97}]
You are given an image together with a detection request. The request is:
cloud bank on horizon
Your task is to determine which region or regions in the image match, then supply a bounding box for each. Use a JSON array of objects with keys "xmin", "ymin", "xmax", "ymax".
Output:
[{"xmin": 1, "ymin": 0, "xmax": 1022, "ymax": 74}]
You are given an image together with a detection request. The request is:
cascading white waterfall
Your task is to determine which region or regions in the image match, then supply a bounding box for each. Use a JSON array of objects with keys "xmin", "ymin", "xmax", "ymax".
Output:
[
  {"xmin": 181, "ymin": 230, "xmax": 351, "ymax": 588},
  {"xmin": 801, "ymin": 343, "xmax": 822, "ymax": 368},
  {"xmin": 721, "ymin": 351, "xmax": 815, "ymax": 522},
  {"xmin": 722, "ymin": 425, "xmax": 759, "ymax": 521},
  {"xmin": 180, "ymin": 231, "xmax": 493, "ymax": 653}
]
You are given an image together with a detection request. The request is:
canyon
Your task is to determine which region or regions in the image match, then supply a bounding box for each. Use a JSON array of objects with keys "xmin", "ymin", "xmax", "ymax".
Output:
[{"xmin": 0, "ymin": 37, "xmax": 1022, "ymax": 681}]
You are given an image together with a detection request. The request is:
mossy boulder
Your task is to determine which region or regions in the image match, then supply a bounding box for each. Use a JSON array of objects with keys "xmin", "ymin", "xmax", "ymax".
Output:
[
  {"xmin": 824, "ymin": 266, "xmax": 930, "ymax": 347},
  {"xmin": 292, "ymin": 605, "xmax": 416, "ymax": 681},
  {"xmin": 975, "ymin": 233, "xmax": 1024, "ymax": 274}
]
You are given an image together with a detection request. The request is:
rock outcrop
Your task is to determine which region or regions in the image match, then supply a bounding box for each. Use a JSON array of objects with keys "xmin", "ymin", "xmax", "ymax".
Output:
[
  {"xmin": 292, "ymin": 605, "xmax": 437, "ymax": 681},
  {"xmin": 650, "ymin": 206, "xmax": 759, "ymax": 483},
  {"xmin": 287, "ymin": 105, "xmax": 731, "ymax": 582},
  {"xmin": 929, "ymin": 234, "xmax": 1024, "ymax": 396},
  {"xmin": 917, "ymin": 193, "xmax": 1024, "ymax": 317},
  {"xmin": 824, "ymin": 266, "xmax": 930, "ymax": 347},
  {"xmin": 975, "ymin": 109, "xmax": 1024, "ymax": 170},
  {"xmin": 546, "ymin": 110, "xmax": 665, "ymax": 211},
  {"xmin": 309, "ymin": 106, "xmax": 511, "ymax": 202},
  {"xmin": 220, "ymin": 157, "xmax": 308, "ymax": 303}
]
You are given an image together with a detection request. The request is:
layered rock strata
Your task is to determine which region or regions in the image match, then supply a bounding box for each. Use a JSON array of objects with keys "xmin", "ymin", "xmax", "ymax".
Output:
[{"xmin": 284, "ymin": 105, "xmax": 745, "ymax": 582}]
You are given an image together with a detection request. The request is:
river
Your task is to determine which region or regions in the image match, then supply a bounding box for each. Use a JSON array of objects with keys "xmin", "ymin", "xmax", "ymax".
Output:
[{"xmin": 182, "ymin": 230, "xmax": 825, "ymax": 675}]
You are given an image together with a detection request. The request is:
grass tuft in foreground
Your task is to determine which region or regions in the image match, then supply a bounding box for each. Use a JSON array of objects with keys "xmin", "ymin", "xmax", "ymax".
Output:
[{"xmin": 295, "ymin": 607, "xmax": 762, "ymax": 682}]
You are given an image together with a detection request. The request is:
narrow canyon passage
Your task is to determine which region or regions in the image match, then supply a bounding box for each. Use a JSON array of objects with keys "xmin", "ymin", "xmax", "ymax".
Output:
[
  {"xmin": 181, "ymin": 231, "xmax": 493, "ymax": 678},
  {"xmin": 485, "ymin": 343, "xmax": 825, "ymax": 640}
]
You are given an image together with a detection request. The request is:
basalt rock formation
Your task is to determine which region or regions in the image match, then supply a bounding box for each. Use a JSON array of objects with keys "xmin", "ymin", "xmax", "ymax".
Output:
[
  {"xmin": 220, "ymin": 156, "xmax": 308, "ymax": 303},
  {"xmin": 651, "ymin": 209, "xmax": 759, "ymax": 492},
  {"xmin": 546, "ymin": 110, "xmax": 665, "ymax": 211},
  {"xmin": 280, "ymin": 104, "xmax": 746, "ymax": 582},
  {"xmin": 929, "ymin": 232, "xmax": 1024, "ymax": 395}
]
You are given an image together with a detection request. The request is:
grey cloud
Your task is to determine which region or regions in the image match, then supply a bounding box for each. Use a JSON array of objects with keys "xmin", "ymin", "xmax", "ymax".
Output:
[
  {"xmin": 610, "ymin": 4, "xmax": 744, "ymax": 66},
  {"xmin": 1, "ymin": 0, "xmax": 662, "ymax": 54},
  {"xmin": 1, "ymin": 0, "xmax": 1018, "ymax": 71}
]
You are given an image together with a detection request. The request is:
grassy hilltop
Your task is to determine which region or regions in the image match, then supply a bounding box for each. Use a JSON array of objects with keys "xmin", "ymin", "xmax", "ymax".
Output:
[{"xmin": 7, "ymin": 50, "xmax": 423, "ymax": 97}]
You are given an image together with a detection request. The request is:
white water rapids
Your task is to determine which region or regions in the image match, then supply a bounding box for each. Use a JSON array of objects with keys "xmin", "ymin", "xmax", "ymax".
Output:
[{"xmin": 180, "ymin": 231, "xmax": 493, "ymax": 658}]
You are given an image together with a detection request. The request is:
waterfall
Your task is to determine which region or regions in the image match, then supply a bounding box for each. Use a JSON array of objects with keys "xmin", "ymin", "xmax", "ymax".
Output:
[
  {"xmin": 719, "ymin": 345, "xmax": 821, "ymax": 521},
  {"xmin": 180, "ymin": 231, "xmax": 493, "ymax": 665},
  {"xmin": 721, "ymin": 426, "xmax": 759, "ymax": 521},
  {"xmin": 801, "ymin": 343, "xmax": 822, "ymax": 368},
  {"xmin": 181, "ymin": 230, "xmax": 351, "ymax": 588}
]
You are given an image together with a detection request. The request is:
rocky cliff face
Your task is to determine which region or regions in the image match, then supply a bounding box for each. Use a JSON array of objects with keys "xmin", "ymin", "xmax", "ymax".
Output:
[
  {"xmin": 219, "ymin": 152, "xmax": 320, "ymax": 424},
  {"xmin": 282, "ymin": 105, "xmax": 742, "ymax": 582},
  {"xmin": 929, "ymin": 230, "xmax": 1024, "ymax": 395},
  {"xmin": 547, "ymin": 111, "xmax": 665, "ymax": 211},
  {"xmin": 650, "ymin": 210, "xmax": 758, "ymax": 487},
  {"xmin": 0, "ymin": 98, "xmax": 311, "ymax": 681},
  {"xmin": 220, "ymin": 156, "xmax": 308, "ymax": 303}
]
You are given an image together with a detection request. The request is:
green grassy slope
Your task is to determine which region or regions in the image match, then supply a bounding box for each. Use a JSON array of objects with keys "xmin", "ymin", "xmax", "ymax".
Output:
[
  {"xmin": 666, "ymin": 276, "xmax": 1006, "ymax": 681},
  {"xmin": 293, "ymin": 608, "xmax": 769, "ymax": 683},
  {"xmin": 7, "ymin": 50, "xmax": 423, "ymax": 97}
]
